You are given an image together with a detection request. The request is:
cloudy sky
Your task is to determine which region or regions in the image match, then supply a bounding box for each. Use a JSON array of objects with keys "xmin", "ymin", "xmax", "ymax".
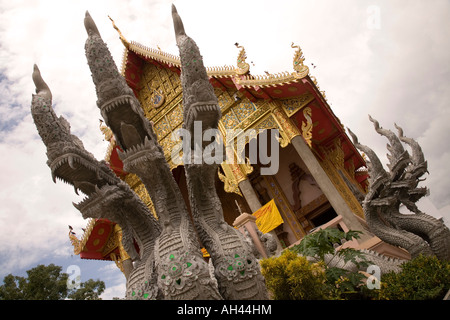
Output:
[{"xmin": 0, "ymin": 0, "xmax": 449, "ymax": 299}]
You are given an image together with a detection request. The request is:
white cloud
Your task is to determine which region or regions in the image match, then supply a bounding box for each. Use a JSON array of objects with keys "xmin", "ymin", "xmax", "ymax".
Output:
[
  {"xmin": 96, "ymin": 262, "xmax": 127, "ymax": 299},
  {"xmin": 101, "ymin": 280, "xmax": 126, "ymax": 300}
]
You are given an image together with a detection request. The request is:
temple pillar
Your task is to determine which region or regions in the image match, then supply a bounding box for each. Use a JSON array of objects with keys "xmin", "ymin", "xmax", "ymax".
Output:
[
  {"xmin": 224, "ymin": 162, "xmax": 283, "ymax": 253},
  {"xmin": 114, "ymin": 224, "xmax": 134, "ymax": 280},
  {"xmin": 238, "ymin": 178, "xmax": 262, "ymax": 212},
  {"xmin": 220, "ymin": 139, "xmax": 263, "ymax": 213},
  {"xmin": 270, "ymin": 102, "xmax": 371, "ymax": 242},
  {"xmin": 290, "ymin": 135, "xmax": 371, "ymax": 242}
]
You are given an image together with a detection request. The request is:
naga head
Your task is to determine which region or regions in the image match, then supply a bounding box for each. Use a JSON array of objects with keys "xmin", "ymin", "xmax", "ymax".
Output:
[
  {"xmin": 394, "ymin": 123, "xmax": 428, "ymax": 181},
  {"xmin": 347, "ymin": 126, "xmax": 389, "ymax": 197},
  {"xmin": 172, "ymin": 5, "xmax": 221, "ymax": 139},
  {"xmin": 349, "ymin": 117, "xmax": 430, "ymax": 205},
  {"xmin": 84, "ymin": 11, "xmax": 162, "ymax": 165},
  {"xmin": 31, "ymin": 65, "xmax": 156, "ymax": 262},
  {"xmin": 73, "ymin": 180, "xmax": 129, "ymax": 220},
  {"xmin": 73, "ymin": 179, "xmax": 149, "ymax": 261},
  {"xmin": 368, "ymin": 115, "xmax": 409, "ymax": 180},
  {"xmin": 31, "ymin": 65, "xmax": 119, "ymax": 196}
]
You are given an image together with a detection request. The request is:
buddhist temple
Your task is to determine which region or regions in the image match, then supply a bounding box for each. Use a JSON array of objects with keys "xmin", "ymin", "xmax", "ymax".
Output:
[{"xmin": 69, "ymin": 17, "xmax": 410, "ymax": 278}]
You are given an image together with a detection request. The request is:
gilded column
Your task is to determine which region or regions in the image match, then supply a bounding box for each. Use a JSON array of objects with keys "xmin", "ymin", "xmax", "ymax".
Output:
[
  {"xmin": 221, "ymin": 140, "xmax": 263, "ymax": 212},
  {"xmin": 270, "ymin": 102, "xmax": 302, "ymax": 147},
  {"xmin": 238, "ymin": 178, "xmax": 262, "ymax": 213},
  {"xmin": 217, "ymin": 118, "xmax": 263, "ymax": 212},
  {"xmin": 113, "ymin": 224, "xmax": 133, "ymax": 280}
]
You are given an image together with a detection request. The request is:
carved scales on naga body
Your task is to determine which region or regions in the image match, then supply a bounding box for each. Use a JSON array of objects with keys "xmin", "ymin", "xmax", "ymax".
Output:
[
  {"xmin": 31, "ymin": 64, "xmax": 163, "ymax": 299},
  {"xmin": 173, "ymin": 6, "xmax": 269, "ymax": 300},
  {"xmin": 31, "ymin": 7, "xmax": 268, "ymax": 299},
  {"xmin": 84, "ymin": 10, "xmax": 222, "ymax": 300},
  {"xmin": 348, "ymin": 116, "xmax": 450, "ymax": 261}
]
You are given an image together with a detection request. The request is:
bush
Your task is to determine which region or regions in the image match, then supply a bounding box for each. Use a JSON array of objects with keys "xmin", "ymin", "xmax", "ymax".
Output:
[
  {"xmin": 260, "ymin": 250, "xmax": 328, "ymax": 300},
  {"xmin": 376, "ymin": 255, "xmax": 450, "ymax": 300},
  {"xmin": 290, "ymin": 228, "xmax": 372, "ymax": 300},
  {"xmin": 261, "ymin": 229, "xmax": 450, "ymax": 300}
]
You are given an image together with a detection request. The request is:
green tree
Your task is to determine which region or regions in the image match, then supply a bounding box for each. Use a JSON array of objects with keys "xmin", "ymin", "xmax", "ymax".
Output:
[
  {"xmin": 0, "ymin": 274, "xmax": 26, "ymax": 300},
  {"xmin": 67, "ymin": 279, "xmax": 106, "ymax": 300},
  {"xmin": 0, "ymin": 264, "xmax": 105, "ymax": 300}
]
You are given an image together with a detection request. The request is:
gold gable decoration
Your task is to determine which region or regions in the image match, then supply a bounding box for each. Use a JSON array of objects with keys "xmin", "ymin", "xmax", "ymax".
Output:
[
  {"xmin": 109, "ymin": 19, "xmax": 322, "ymax": 196},
  {"xmin": 124, "ymin": 173, "xmax": 158, "ymax": 219},
  {"xmin": 68, "ymin": 219, "xmax": 96, "ymax": 255},
  {"xmin": 319, "ymin": 140, "xmax": 365, "ymax": 218}
]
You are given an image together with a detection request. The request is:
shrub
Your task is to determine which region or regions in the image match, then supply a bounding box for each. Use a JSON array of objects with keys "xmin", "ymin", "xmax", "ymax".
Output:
[
  {"xmin": 376, "ymin": 255, "xmax": 450, "ymax": 300},
  {"xmin": 290, "ymin": 228, "xmax": 372, "ymax": 300},
  {"xmin": 260, "ymin": 250, "xmax": 328, "ymax": 300}
]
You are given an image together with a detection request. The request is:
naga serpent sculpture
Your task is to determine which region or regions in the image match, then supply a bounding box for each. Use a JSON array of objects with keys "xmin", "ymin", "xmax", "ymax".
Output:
[
  {"xmin": 348, "ymin": 116, "xmax": 450, "ymax": 261},
  {"xmin": 172, "ymin": 6, "xmax": 269, "ymax": 299},
  {"xmin": 31, "ymin": 6, "xmax": 269, "ymax": 300}
]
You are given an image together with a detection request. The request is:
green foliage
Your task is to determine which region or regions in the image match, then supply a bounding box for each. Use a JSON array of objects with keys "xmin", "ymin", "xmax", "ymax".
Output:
[
  {"xmin": 260, "ymin": 250, "xmax": 328, "ymax": 300},
  {"xmin": 0, "ymin": 274, "xmax": 27, "ymax": 300},
  {"xmin": 291, "ymin": 228, "xmax": 364, "ymax": 262},
  {"xmin": 290, "ymin": 228, "xmax": 372, "ymax": 299},
  {"xmin": 0, "ymin": 264, "xmax": 106, "ymax": 300},
  {"xmin": 67, "ymin": 278, "xmax": 106, "ymax": 300},
  {"xmin": 375, "ymin": 255, "xmax": 450, "ymax": 300},
  {"xmin": 0, "ymin": 264, "xmax": 69, "ymax": 300},
  {"xmin": 262, "ymin": 229, "xmax": 450, "ymax": 300}
]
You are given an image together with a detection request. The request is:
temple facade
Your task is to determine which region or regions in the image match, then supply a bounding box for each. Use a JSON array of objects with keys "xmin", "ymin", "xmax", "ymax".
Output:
[{"xmin": 69, "ymin": 19, "xmax": 408, "ymax": 276}]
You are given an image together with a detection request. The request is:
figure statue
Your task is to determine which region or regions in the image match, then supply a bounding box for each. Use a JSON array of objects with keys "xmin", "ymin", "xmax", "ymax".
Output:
[
  {"xmin": 348, "ymin": 116, "xmax": 450, "ymax": 261},
  {"xmin": 172, "ymin": 5, "xmax": 269, "ymax": 299},
  {"xmin": 84, "ymin": 10, "xmax": 222, "ymax": 300},
  {"xmin": 31, "ymin": 7, "xmax": 269, "ymax": 299},
  {"xmin": 31, "ymin": 64, "xmax": 163, "ymax": 299}
]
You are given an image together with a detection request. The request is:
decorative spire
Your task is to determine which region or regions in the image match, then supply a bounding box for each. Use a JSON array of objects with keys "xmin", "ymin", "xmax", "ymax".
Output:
[
  {"xmin": 108, "ymin": 15, "xmax": 129, "ymax": 48},
  {"xmin": 234, "ymin": 43, "xmax": 250, "ymax": 75},
  {"xmin": 68, "ymin": 228, "xmax": 82, "ymax": 255},
  {"xmin": 99, "ymin": 119, "xmax": 114, "ymax": 142},
  {"xmin": 31, "ymin": 64, "xmax": 72, "ymax": 148},
  {"xmin": 32, "ymin": 64, "xmax": 52, "ymax": 100},
  {"xmin": 85, "ymin": 11, "xmax": 129, "ymax": 109},
  {"xmin": 83, "ymin": 10, "xmax": 152, "ymax": 153},
  {"xmin": 84, "ymin": 11, "xmax": 100, "ymax": 37},
  {"xmin": 172, "ymin": 5, "xmax": 220, "ymax": 133},
  {"xmin": 291, "ymin": 42, "xmax": 309, "ymax": 78},
  {"xmin": 172, "ymin": 4, "xmax": 186, "ymax": 45}
]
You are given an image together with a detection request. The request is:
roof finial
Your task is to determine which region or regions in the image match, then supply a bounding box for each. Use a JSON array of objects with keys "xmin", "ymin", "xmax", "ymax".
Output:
[
  {"xmin": 108, "ymin": 15, "xmax": 129, "ymax": 47},
  {"xmin": 99, "ymin": 119, "xmax": 114, "ymax": 142},
  {"xmin": 234, "ymin": 42, "xmax": 250, "ymax": 75},
  {"xmin": 291, "ymin": 42, "xmax": 309, "ymax": 77}
]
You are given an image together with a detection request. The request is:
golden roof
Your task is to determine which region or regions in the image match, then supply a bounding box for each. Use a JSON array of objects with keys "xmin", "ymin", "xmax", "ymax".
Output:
[{"xmin": 109, "ymin": 16, "xmax": 311, "ymax": 89}]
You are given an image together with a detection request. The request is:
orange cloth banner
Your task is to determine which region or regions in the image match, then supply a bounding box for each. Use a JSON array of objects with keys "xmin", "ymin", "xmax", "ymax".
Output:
[{"xmin": 252, "ymin": 199, "xmax": 284, "ymax": 233}]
